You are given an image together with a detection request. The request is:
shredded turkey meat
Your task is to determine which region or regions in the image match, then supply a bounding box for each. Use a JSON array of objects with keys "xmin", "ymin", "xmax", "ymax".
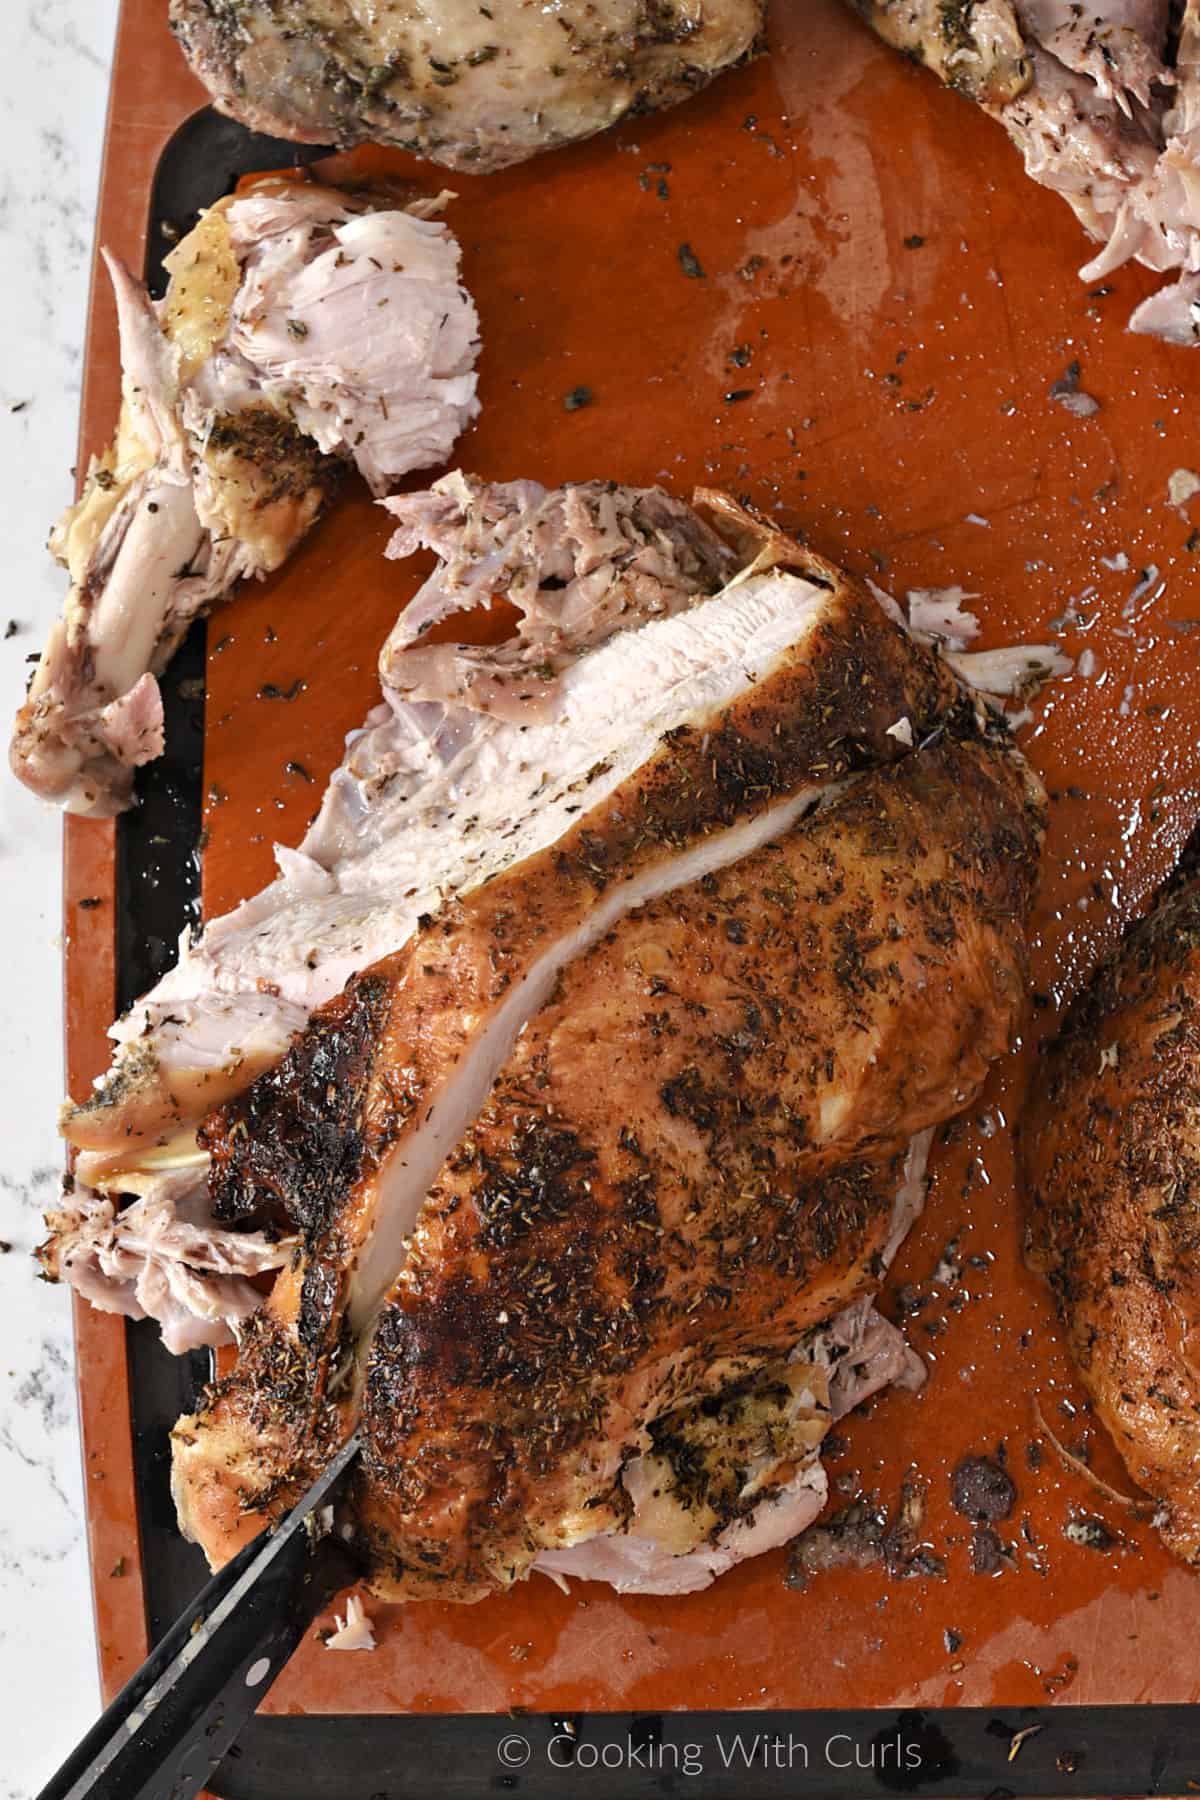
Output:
[
  {"xmin": 40, "ymin": 1169, "xmax": 294, "ymax": 1355},
  {"xmin": 379, "ymin": 474, "xmax": 739, "ymax": 718},
  {"xmin": 325, "ymin": 1593, "xmax": 376, "ymax": 1651},
  {"xmin": 853, "ymin": 1, "xmax": 1200, "ymax": 342},
  {"xmin": 11, "ymin": 179, "xmax": 479, "ymax": 815}
]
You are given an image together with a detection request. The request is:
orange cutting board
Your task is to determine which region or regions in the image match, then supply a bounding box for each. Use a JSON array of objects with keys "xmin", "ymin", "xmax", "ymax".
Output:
[{"xmin": 67, "ymin": 0, "xmax": 1200, "ymax": 1724}]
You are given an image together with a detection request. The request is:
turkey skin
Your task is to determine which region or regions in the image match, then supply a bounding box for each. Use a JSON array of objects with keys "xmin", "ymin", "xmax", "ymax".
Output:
[
  {"xmin": 169, "ymin": 0, "xmax": 766, "ymax": 172},
  {"xmin": 1024, "ymin": 833, "xmax": 1200, "ymax": 1562}
]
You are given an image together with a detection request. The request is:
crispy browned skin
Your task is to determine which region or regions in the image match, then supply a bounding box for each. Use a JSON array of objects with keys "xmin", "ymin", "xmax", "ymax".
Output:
[
  {"xmin": 356, "ymin": 729, "xmax": 1042, "ymax": 1600},
  {"xmin": 170, "ymin": 973, "xmax": 393, "ymax": 1562},
  {"xmin": 171, "ymin": 542, "xmax": 969, "ymax": 1566},
  {"xmin": 1024, "ymin": 837, "xmax": 1200, "ymax": 1562},
  {"xmin": 199, "ymin": 407, "xmax": 343, "ymax": 570}
]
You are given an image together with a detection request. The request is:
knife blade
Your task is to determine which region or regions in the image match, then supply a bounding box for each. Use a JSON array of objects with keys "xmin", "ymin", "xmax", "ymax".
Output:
[{"xmin": 37, "ymin": 1433, "xmax": 362, "ymax": 1800}]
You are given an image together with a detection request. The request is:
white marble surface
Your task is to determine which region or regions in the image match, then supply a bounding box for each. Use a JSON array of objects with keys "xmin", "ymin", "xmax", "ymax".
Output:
[{"xmin": 0, "ymin": 4, "xmax": 121, "ymax": 1793}]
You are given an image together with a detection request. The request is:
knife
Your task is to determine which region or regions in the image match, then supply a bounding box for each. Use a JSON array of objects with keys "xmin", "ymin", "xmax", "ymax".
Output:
[{"xmin": 37, "ymin": 1434, "xmax": 362, "ymax": 1800}]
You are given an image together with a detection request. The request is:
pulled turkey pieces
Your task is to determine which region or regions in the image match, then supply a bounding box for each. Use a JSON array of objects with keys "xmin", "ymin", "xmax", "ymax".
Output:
[
  {"xmin": 1024, "ymin": 832, "xmax": 1200, "ymax": 1562},
  {"xmin": 12, "ymin": 179, "xmax": 479, "ymax": 815},
  {"xmin": 851, "ymin": 1, "xmax": 1200, "ymax": 343},
  {"xmin": 169, "ymin": 0, "xmax": 766, "ymax": 173},
  {"xmin": 129, "ymin": 481, "xmax": 1046, "ymax": 1600}
]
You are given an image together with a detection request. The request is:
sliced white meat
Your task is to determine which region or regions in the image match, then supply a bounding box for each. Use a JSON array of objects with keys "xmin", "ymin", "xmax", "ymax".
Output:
[
  {"xmin": 58, "ymin": 486, "xmax": 1059, "ymax": 1373},
  {"xmin": 59, "ymin": 486, "xmax": 1065, "ymax": 1363},
  {"xmin": 345, "ymin": 773, "xmax": 856, "ymax": 1338}
]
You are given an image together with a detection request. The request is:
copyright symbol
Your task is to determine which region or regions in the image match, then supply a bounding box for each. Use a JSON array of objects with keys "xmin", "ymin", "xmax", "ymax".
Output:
[{"xmin": 497, "ymin": 1734, "xmax": 531, "ymax": 1769}]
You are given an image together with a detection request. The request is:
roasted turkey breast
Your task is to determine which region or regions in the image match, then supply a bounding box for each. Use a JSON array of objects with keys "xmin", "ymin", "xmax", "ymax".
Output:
[
  {"xmin": 169, "ymin": 502, "xmax": 973, "ymax": 1566},
  {"xmin": 36, "ymin": 473, "xmax": 1044, "ymax": 1598},
  {"xmin": 352, "ymin": 729, "xmax": 1041, "ymax": 1602},
  {"xmin": 1024, "ymin": 833, "xmax": 1200, "ymax": 1562},
  {"xmin": 52, "ymin": 478, "xmax": 959, "ymax": 1351},
  {"xmin": 171, "ymin": 661, "xmax": 1042, "ymax": 1594},
  {"xmin": 169, "ymin": 0, "xmax": 766, "ymax": 173}
]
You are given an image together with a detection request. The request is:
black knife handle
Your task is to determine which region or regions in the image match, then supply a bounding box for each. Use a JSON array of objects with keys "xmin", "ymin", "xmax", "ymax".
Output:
[{"xmin": 37, "ymin": 1529, "xmax": 357, "ymax": 1800}]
